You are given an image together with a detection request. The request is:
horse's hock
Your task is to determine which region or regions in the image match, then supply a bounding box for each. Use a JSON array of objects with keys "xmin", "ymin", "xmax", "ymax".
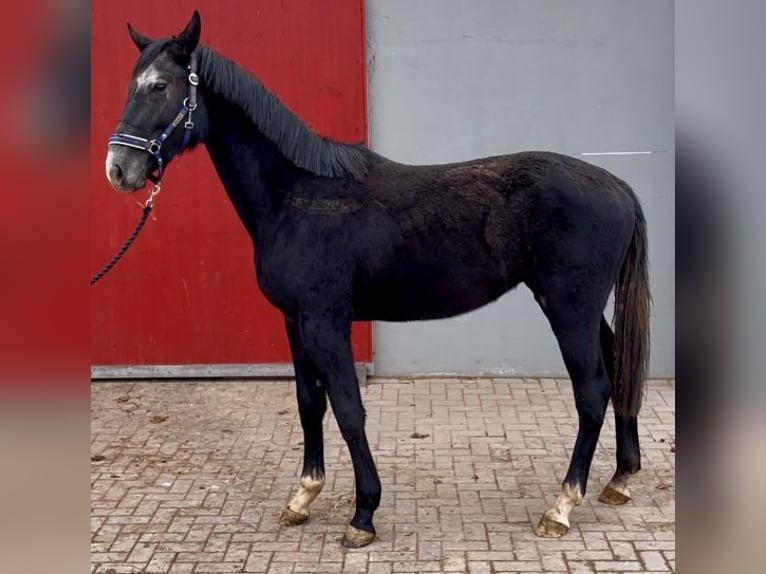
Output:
[{"xmin": 91, "ymin": 377, "xmax": 676, "ymax": 573}]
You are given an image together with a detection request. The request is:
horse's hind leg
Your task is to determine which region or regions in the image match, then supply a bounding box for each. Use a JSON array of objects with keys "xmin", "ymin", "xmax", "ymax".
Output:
[
  {"xmin": 597, "ymin": 317, "xmax": 641, "ymax": 505},
  {"xmin": 533, "ymin": 293, "xmax": 611, "ymax": 538},
  {"xmin": 280, "ymin": 317, "xmax": 328, "ymax": 526}
]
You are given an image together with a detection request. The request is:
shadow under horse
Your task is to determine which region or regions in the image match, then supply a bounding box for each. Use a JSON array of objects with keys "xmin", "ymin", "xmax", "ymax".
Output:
[{"xmin": 104, "ymin": 11, "xmax": 651, "ymax": 548}]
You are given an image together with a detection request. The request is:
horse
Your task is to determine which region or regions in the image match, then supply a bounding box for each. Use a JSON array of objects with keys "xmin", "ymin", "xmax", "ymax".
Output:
[{"xmin": 104, "ymin": 11, "xmax": 650, "ymax": 548}]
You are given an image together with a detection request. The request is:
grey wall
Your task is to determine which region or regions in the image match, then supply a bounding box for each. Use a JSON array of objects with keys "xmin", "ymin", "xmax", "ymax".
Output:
[{"xmin": 366, "ymin": 0, "xmax": 674, "ymax": 376}]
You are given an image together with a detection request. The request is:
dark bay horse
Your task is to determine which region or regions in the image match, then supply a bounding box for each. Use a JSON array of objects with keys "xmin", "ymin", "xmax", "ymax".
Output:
[{"xmin": 105, "ymin": 11, "xmax": 650, "ymax": 548}]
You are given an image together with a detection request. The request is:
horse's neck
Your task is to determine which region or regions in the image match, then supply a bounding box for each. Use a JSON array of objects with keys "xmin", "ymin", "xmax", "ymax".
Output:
[{"xmin": 203, "ymin": 97, "xmax": 298, "ymax": 245}]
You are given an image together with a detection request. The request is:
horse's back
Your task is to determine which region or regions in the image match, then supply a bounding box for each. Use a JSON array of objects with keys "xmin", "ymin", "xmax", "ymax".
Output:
[{"xmin": 357, "ymin": 149, "xmax": 637, "ymax": 259}]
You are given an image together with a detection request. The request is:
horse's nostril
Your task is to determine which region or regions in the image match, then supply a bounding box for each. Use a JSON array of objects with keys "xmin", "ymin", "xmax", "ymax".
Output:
[{"xmin": 109, "ymin": 164, "xmax": 123, "ymax": 184}]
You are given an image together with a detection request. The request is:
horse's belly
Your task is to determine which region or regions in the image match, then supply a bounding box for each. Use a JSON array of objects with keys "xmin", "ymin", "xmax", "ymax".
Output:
[{"xmin": 351, "ymin": 273, "xmax": 517, "ymax": 322}]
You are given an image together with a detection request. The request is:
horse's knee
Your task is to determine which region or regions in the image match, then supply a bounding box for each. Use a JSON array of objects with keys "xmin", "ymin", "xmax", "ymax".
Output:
[{"xmin": 335, "ymin": 410, "xmax": 367, "ymax": 444}]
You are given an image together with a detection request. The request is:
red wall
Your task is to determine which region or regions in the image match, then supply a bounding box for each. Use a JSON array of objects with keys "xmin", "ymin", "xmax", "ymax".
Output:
[{"xmin": 91, "ymin": 1, "xmax": 372, "ymax": 366}]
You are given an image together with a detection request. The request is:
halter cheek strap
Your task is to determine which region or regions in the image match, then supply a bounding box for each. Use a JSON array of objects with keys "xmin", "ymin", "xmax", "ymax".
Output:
[{"xmin": 108, "ymin": 52, "xmax": 200, "ymax": 180}]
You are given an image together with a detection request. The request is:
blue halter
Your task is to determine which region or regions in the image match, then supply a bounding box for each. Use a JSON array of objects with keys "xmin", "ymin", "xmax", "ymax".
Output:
[{"xmin": 108, "ymin": 52, "xmax": 199, "ymax": 181}]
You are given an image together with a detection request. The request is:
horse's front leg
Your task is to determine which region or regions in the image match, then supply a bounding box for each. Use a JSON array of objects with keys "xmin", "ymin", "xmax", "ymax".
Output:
[
  {"xmin": 279, "ymin": 317, "xmax": 328, "ymax": 526},
  {"xmin": 297, "ymin": 311, "xmax": 381, "ymax": 548}
]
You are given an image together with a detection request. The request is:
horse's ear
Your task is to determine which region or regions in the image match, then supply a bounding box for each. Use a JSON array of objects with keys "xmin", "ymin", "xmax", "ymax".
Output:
[
  {"xmin": 127, "ymin": 22, "xmax": 153, "ymax": 52},
  {"xmin": 171, "ymin": 10, "xmax": 201, "ymax": 57}
]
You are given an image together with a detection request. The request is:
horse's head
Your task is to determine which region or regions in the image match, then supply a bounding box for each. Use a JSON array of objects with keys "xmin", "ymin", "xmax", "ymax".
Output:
[{"xmin": 105, "ymin": 11, "xmax": 206, "ymax": 192}]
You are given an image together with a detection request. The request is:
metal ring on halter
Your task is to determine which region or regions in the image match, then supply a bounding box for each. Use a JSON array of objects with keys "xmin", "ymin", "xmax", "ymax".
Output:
[
  {"xmin": 147, "ymin": 140, "xmax": 161, "ymax": 155},
  {"xmin": 183, "ymin": 97, "xmax": 198, "ymax": 111},
  {"xmin": 188, "ymin": 72, "xmax": 200, "ymax": 86}
]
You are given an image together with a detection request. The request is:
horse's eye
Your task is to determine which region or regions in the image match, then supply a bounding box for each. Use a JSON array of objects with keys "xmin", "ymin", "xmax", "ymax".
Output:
[{"xmin": 152, "ymin": 83, "xmax": 167, "ymax": 93}]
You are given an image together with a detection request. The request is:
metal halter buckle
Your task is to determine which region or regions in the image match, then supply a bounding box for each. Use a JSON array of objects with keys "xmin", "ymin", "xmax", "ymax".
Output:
[{"xmin": 147, "ymin": 140, "xmax": 161, "ymax": 155}]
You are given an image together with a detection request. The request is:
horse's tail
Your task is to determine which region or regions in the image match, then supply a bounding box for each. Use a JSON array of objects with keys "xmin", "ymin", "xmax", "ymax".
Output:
[{"xmin": 612, "ymin": 191, "xmax": 651, "ymax": 417}]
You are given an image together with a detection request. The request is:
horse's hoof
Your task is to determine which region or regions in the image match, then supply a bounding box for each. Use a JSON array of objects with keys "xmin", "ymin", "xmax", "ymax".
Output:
[
  {"xmin": 279, "ymin": 507, "xmax": 309, "ymax": 526},
  {"xmin": 341, "ymin": 524, "xmax": 375, "ymax": 548},
  {"xmin": 598, "ymin": 482, "xmax": 631, "ymax": 505},
  {"xmin": 535, "ymin": 514, "xmax": 569, "ymax": 538}
]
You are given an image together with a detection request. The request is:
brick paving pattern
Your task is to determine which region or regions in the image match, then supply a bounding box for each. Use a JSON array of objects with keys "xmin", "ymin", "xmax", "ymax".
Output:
[{"xmin": 91, "ymin": 378, "xmax": 675, "ymax": 573}]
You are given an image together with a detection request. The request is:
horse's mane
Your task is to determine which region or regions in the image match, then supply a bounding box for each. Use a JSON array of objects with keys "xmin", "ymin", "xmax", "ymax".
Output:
[{"xmin": 191, "ymin": 45, "xmax": 368, "ymax": 180}]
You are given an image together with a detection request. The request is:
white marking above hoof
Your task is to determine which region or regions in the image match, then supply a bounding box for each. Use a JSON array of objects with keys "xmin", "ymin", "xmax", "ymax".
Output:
[
  {"xmin": 536, "ymin": 483, "xmax": 582, "ymax": 538},
  {"xmin": 285, "ymin": 474, "xmax": 325, "ymax": 520}
]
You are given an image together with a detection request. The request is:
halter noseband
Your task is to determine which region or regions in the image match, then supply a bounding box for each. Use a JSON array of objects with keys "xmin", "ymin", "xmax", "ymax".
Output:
[{"xmin": 108, "ymin": 52, "xmax": 200, "ymax": 181}]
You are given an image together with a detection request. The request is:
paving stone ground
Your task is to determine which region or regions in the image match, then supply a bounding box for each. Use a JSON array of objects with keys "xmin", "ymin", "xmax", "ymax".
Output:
[{"xmin": 91, "ymin": 377, "xmax": 675, "ymax": 573}]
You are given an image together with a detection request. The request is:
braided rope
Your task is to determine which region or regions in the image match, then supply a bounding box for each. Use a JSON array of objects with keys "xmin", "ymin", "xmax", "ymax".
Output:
[{"xmin": 90, "ymin": 204, "xmax": 153, "ymax": 286}]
